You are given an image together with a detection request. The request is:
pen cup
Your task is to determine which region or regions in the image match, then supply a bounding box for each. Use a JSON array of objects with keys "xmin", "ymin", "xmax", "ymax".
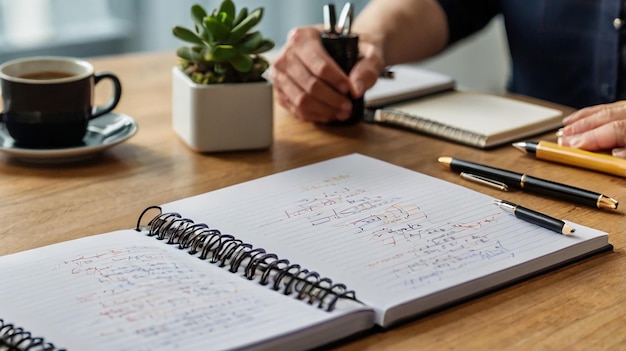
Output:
[{"xmin": 321, "ymin": 33, "xmax": 363, "ymax": 125}]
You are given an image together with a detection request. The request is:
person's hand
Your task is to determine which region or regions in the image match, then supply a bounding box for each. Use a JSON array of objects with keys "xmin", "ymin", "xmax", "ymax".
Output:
[
  {"xmin": 270, "ymin": 26, "xmax": 384, "ymax": 123},
  {"xmin": 557, "ymin": 101, "xmax": 626, "ymax": 158}
]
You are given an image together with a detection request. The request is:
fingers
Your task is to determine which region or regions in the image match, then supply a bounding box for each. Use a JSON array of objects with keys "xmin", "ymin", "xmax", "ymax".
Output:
[
  {"xmin": 272, "ymin": 26, "xmax": 386, "ymax": 123},
  {"xmin": 286, "ymin": 28, "xmax": 350, "ymax": 94},
  {"xmin": 557, "ymin": 101, "xmax": 626, "ymax": 158},
  {"xmin": 560, "ymin": 101, "xmax": 626, "ymax": 134},
  {"xmin": 558, "ymin": 119, "xmax": 626, "ymax": 151},
  {"xmin": 271, "ymin": 27, "xmax": 353, "ymax": 123},
  {"xmin": 272, "ymin": 73, "xmax": 348, "ymax": 123},
  {"xmin": 349, "ymin": 40, "xmax": 385, "ymax": 98}
]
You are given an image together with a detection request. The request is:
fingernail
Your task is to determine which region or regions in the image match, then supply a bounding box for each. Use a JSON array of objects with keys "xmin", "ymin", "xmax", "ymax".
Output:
[
  {"xmin": 568, "ymin": 135, "xmax": 583, "ymax": 147},
  {"xmin": 555, "ymin": 129, "xmax": 564, "ymax": 138},
  {"xmin": 612, "ymin": 148, "xmax": 626, "ymax": 158}
]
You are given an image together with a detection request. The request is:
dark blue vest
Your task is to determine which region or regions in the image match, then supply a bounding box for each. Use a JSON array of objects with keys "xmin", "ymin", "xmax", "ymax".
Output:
[{"xmin": 438, "ymin": 0, "xmax": 624, "ymax": 108}]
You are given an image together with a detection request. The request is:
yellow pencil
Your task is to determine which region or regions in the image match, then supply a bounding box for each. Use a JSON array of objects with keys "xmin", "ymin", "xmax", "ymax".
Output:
[{"xmin": 513, "ymin": 140, "xmax": 626, "ymax": 177}]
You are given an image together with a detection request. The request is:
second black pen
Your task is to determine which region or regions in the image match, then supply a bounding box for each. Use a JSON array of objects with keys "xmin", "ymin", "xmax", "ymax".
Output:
[
  {"xmin": 438, "ymin": 156, "xmax": 619, "ymax": 210},
  {"xmin": 494, "ymin": 200, "xmax": 575, "ymax": 235}
]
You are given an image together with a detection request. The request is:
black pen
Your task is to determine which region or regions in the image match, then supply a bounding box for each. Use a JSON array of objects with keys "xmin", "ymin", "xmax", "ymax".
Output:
[
  {"xmin": 438, "ymin": 156, "xmax": 619, "ymax": 210},
  {"xmin": 494, "ymin": 200, "xmax": 575, "ymax": 235}
]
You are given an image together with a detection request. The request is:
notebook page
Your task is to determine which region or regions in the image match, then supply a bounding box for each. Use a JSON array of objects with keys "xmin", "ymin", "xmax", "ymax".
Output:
[
  {"xmin": 364, "ymin": 64, "xmax": 455, "ymax": 107},
  {"xmin": 0, "ymin": 230, "xmax": 373, "ymax": 351},
  {"xmin": 381, "ymin": 91, "xmax": 562, "ymax": 135},
  {"xmin": 162, "ymin": 154, "xmax": 608, "ymax": 327}
]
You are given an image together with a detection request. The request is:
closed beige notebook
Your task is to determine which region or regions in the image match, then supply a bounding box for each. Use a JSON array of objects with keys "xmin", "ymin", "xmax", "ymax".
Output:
[{"xmin": 373, "ymin": 90, "xmax": 563, "ymax": 148}]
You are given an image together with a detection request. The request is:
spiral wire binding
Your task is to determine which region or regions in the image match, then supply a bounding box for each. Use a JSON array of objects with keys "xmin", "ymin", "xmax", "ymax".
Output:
[
  {"xmin": 1, "ymin": 206, "xmax": 358, "ymax": 351},
  {"xmin": 0, "ymin": 319, "xmax": 64, "ymax": 351},
  {"xmin": 136, "ymin": 206, "xmax": 359, "ymax": 311}
]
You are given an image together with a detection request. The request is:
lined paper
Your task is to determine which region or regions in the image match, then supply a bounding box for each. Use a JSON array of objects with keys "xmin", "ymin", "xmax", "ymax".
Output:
[
  {"xmin": 0, "ymin": 154, "xmax": 607, "ymax": 350},
  {"xmin": 164, "ymin": 153, "xmax": 609, "ymax": 326},
  {"xmin": 0, "ymin": 231, "xmax": 372, "ymax": 350}
]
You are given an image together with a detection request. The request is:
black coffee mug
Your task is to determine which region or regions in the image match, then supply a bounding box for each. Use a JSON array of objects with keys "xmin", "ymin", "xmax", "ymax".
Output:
[{"xmin": 0, "ymin": 56, "xmax": 122, "ymax": 148}]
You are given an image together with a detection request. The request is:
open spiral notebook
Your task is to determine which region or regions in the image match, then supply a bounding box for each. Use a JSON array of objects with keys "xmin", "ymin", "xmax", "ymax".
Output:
[{"xmin": 0, "ymin": 154, "xmax": 610, "ymax": 351}]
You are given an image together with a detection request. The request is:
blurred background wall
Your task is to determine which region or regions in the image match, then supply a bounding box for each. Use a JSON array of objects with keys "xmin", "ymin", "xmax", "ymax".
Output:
[{"xmin": 0, "ymin": 0, "xmax": 510, "ymax": 93}]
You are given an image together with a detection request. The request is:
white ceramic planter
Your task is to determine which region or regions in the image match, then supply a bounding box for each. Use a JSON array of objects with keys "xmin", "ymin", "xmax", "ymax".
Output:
[{"xmin": 171, "ymin": 67, "xmax": 273, "ymax": 152}]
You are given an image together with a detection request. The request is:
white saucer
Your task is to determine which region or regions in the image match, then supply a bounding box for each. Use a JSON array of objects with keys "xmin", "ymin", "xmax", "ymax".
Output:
[{"xmin": 0, "ymin": 112, "xmax": 138, "ymax": 163}]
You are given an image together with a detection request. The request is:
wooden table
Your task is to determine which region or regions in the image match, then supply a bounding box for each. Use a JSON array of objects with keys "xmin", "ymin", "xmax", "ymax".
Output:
[{"xmin": 1, "ymin": 52, "xmax": 624, "ymax": 350}]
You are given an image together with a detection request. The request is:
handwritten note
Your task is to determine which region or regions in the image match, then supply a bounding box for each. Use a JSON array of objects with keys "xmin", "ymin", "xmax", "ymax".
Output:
[
  {"xmin": 164, "ymin": 153, "xmax": 607, "ymax": 325},
  {"xmin": 0, "ymin": 154, "xmax": 608, "ymax": 346},
  {"xmin": 0, "ymin": 231, "xmax": 366, "ymax": 350},
  {"xmin": 60, "ymin": 245, "xmax": 267, "ymax": 338}
]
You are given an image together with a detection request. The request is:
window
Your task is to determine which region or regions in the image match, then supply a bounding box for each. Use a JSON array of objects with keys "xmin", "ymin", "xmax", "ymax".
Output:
[{"xmin": 0, "ymin": 0, "xmax": 133, "ymax": 61}]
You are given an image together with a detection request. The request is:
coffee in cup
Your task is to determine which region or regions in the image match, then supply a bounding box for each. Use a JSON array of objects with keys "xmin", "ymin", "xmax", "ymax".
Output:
[{"xmin": 0, "ymin": 56, "xmax": 122, "ymax": 148}]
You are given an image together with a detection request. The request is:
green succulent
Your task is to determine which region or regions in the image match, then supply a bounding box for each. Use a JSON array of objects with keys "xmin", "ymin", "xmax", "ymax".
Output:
[{"xmin": 173, "ymin": 0, "xmax": 275, "ymax": 84}]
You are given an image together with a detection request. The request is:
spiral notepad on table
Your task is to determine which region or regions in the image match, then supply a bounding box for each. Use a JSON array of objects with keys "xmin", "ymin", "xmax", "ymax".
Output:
[
  {"xmin": 0, "ymin": 154, "xmax": 610, "ymax": 351},
  {"xmin": 373, "ymin": 90, "xmax": 564, "ymax": 148}
]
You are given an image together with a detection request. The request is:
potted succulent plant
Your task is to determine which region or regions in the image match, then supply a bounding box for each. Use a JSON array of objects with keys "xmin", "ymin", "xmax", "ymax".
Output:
[{"xmin": 171, "ymin": 0, "xmax": 275, "ymax": 152}]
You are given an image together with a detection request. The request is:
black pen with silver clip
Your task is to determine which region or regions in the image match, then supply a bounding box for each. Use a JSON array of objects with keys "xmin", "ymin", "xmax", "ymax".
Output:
[
  {"xmin": 438, "ymin": 156, "xmax": 619, "ymax": 210},
  {"xmin": 494, "ymin": 200, "xmax": 575, "ymax": 235}
]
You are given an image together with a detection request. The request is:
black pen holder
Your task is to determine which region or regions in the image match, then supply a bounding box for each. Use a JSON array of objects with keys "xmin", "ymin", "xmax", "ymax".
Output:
[{"xmin": 321, "ymin": 33, "xmax": 364, "ymax": 125}]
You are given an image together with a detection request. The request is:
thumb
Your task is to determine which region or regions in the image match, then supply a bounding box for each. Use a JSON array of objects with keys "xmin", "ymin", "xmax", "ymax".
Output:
[{"xmin": 348, "ymin": 60, "xmax": 380, "ymax": 98}]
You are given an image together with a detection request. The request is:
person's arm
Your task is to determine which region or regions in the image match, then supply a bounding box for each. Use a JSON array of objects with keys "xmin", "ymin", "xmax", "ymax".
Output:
[
  {"xmin": 271, "ymin": 0, "xmax": 448, "ymax": 123},
  {"xmin": 557, "ymin": 101, "xmax": 626, "ymax": 158},
  {"xmin": 352, "ymin": 0, "xmax": 449, "ymax": 66}
]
